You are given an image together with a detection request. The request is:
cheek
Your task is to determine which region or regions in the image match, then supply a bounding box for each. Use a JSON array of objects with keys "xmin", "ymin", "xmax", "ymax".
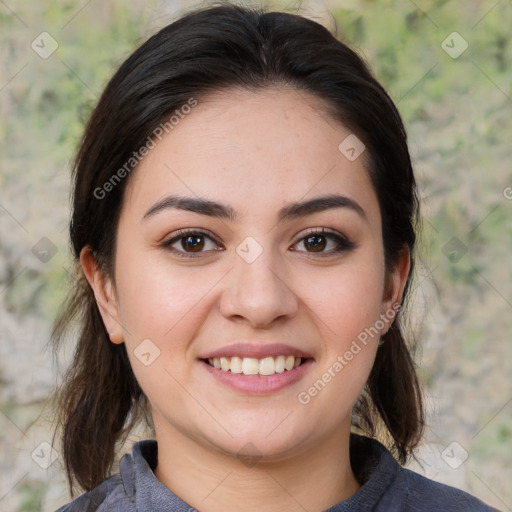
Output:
[
  {"xmin": 115, "ymin": 249, "xmax": 221, "ymax": 353},
  {"xmin": 304, "ymin": 256, "xmax": 384, "ymax": 404},
  {"xmin": 299, "ymin": 281, "xmax": 380, "ymax": 417},
  {"xmin": 117, "ymin": 259, "xmax": 216, "ymax": 403},
  {"xmin": 314, "ymin": 259, "xmax": 385, "ymax": 342}
]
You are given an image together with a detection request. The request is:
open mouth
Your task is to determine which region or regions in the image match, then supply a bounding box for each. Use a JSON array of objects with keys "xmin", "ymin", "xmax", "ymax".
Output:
[{"xmin": 200, "ymin": 355, "xmax": 311, "ymax": 377}]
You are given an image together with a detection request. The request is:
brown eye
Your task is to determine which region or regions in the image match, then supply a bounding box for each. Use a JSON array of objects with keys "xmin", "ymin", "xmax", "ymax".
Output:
[
  {"xmin": 181, "ymin": 234, "xmax": 206, "ymax": 252},
  {"xmin": 163, "ymin": 229, "xmax": 222, "ymax": 258},
  {"xmin": 303, "ymin": 234, "xmax": 327, "ymax": 252},
  {"xmin": 292, "ymin": 229, "xmax": 356, "ymax": 256}
]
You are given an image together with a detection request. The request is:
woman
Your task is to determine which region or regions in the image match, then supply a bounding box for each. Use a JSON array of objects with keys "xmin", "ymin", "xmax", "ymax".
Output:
[{"xmin": 52, "ymin": 4, "xmax": 496, "ymax": 511}]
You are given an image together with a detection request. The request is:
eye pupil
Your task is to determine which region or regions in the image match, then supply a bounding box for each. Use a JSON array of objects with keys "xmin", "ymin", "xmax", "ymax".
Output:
[
  {"xmin": 305, "ymin": 235, "xmax": 326, "ymax": 252},
  {"xmin": 183, "ymin": 235, "xmax": 205, "ymax": 252}
]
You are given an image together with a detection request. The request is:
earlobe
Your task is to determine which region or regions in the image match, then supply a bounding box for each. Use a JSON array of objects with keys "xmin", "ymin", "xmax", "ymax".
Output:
[{"xmin": 79, "ymin": 246, "xmax": 124, "ymax": 344}]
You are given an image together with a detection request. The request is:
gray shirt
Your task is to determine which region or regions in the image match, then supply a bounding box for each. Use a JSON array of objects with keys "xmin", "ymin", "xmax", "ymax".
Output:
[{"xmin": 55, "ymin": 434, "xmax": 498, "ymax": 511}]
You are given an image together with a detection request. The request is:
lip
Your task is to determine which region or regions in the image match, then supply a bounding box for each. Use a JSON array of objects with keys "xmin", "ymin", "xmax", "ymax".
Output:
[
  {"xmin": 198, "ymin": 342, "xmax": 314, "ymax": 360},
  {"xmin": 200, "ymin": 358, "xmax": 314, "ymax": 394}
]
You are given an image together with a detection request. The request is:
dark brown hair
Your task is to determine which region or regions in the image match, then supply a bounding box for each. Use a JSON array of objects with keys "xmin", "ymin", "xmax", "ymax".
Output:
[{"xmin": 51, "ymin": 2, "xmax": 424, "ymax": 494}]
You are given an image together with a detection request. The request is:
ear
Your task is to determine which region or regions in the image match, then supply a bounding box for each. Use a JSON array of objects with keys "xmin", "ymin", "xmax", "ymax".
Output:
[
  {"xmin": 80, "ymin": 246, "xmax": 124, "ymax": 344},
  {"xmin": 379, "ymin": 245, "xmax": 411, "ymax": 336}
]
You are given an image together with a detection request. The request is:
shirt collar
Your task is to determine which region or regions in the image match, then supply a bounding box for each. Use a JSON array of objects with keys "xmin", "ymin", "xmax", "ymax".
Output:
[{"xmin": 120, "ymin": 433, "xmax": 400, "ymax": 511}]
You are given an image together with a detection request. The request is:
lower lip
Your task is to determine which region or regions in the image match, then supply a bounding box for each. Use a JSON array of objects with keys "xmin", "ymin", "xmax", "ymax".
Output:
[{"xmin": 200, "ymin": 359, "xmax": 314, "ymax": 394}]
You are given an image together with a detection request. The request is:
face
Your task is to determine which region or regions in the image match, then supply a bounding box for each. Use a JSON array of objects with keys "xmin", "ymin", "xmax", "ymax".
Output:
[{"xmin": 83, "ymin": 87, "xmax": 409, "ymax": 462}]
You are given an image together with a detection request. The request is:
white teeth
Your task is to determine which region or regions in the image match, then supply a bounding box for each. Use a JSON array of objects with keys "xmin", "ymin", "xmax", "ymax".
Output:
[
  {"xmin": 220, "ymin": 357, "xmax": 230, "ymax": 372},
  {"xmin": 242, "ymin": 357, "xmax": 259, "ymax": 375},
  {"xmin": 230, "ymin": 356, "xmax": 242, "ymax": 374},
  {"xmin": 259, "ymin": 357, "xmax": 275, "ymax": 376},
  {"xmin": 207, "ymin": 355, "xmax": 304, "ymax": 375},
  {"xmin": 274, "ymin": 355, "xmax": 285, "ymax": 373}
]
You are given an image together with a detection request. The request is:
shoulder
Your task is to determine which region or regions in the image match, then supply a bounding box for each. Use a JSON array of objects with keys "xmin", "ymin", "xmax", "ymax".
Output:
[
  {"xmin": 53, "ymin": 474, "xmax": 132, "ymax": 512},
  {"xmin": 347, "ymin": 435, "xmax": 498, "ymax": 512},
  {"xmin": 387, "ymin": 465, "xmax": 498, "ymax": 511},
  {"xmin": 53, "ymin": 440, "xmax": 158, "ymax": 512}
]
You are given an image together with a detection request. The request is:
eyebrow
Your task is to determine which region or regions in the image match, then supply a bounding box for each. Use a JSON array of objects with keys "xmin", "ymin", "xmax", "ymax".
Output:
[{"xmin": 142, "ymin": 193, "xmax": 367, "ymax": 223}]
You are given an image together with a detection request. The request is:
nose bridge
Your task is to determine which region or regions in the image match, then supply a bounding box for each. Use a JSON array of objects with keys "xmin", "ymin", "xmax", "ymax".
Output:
[{"xmin": 219, "ymin": 235, "xmax": 298, "ymax": 326}]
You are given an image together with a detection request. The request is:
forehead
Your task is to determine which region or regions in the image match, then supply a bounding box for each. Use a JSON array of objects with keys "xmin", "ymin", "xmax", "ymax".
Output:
[{"xmin": 122, "ymin": 87, "xmax": 380, "ymax": 227}]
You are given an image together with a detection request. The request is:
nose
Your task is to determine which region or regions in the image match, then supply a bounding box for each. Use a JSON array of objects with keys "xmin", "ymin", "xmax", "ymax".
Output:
[{"xmin": 219, "ymin": 245, "xmax": 299, "ymax": 328}]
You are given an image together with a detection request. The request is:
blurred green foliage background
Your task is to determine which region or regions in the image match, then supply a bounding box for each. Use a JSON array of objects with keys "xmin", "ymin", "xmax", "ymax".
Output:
[{"xmin": 0, "ymin": 1, "xmax": 510, "ymax": 510}]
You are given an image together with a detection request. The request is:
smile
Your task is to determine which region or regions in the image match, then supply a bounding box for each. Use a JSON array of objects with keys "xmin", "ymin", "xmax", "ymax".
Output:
[
  {"xmin": 205, "ymin": 355, "xmax": 304, "ymax": 376},
  {"xmin": 200, "ymin": 356, "xmax": 314, "ymax": 394}
]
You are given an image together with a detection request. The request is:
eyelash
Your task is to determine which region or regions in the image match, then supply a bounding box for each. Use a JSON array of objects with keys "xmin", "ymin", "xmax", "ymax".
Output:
[{"xmin": 161, "ymin": 227, "xmax": 356, "ymax": 259}]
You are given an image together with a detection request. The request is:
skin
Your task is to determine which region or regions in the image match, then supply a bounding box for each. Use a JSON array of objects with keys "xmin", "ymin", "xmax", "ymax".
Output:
[{"xmin": 81, "ymin": 86, "xmax": 410, "ymax": 512}]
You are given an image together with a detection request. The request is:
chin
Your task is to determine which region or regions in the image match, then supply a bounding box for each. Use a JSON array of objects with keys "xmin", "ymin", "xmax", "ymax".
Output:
[{"xmin": 202, "ymin": 424, "xmax": 310, "ymax": 463}]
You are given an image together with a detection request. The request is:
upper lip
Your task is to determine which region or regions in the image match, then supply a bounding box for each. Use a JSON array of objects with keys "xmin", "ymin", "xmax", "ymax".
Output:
[{"xmin": 198, "ymin": 342, "xmax": 314, "ymax": 360}]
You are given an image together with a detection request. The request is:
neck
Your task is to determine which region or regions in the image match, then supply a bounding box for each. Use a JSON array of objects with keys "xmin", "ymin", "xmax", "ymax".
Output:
[{"xmin": 153, "ymin": 420, "xmax": 360, "ymax": 512}]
